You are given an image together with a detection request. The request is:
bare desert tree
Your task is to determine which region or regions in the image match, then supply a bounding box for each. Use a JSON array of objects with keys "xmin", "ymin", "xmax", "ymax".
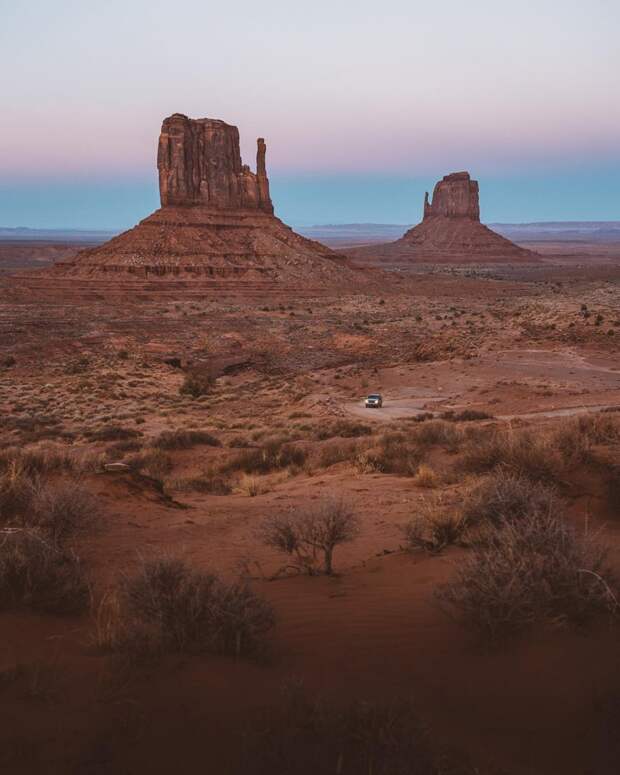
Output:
[{"xmin": 261, "ymin": 498, "xmax": 361, "ymax": 576}]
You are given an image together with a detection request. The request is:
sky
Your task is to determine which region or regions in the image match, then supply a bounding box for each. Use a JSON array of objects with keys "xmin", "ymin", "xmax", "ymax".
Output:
[{"xmin": 1, "ymin": 0, "xmax": 619, "ymax": 228}]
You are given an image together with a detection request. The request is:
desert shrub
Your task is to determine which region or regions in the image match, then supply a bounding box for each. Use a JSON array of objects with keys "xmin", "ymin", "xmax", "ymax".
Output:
[
  {"xmin": 0, "ymin": 446, "xmax": 75, "ymax": 477},
  {"xmin": 317, "ymin": 439, "xmax": 361, "ymax": 469},
  {"xmin": 0, "ymin": 462, "xmax": 33, "ymax": 520},
  {"xmin": 260, "ymin": 498, "xmax": 360, "ymax": 575},
  {"xmin": 244, "ymin": 687, "xmax": 440, "ymax": 775},
  {"xmin": 1, "ymin": 356, "xmax": 16, "ymax": 368},
  {"xmin": 125, "ymin": 449, "xmax": 173, "ymax": 479},
  {"xmin": 238, "ymin": 474, "xmax": 268, "ymax": 497},
  {"xmin": 179, "ymin": 368, "xmax": 214, "ymax": 398},
  {"xmin": 362, "ymin": 432, "xmax": 422, "ymax": 476},
  {"xmin": 403, "ymin": 513, "xmax": 468, "ymax": 555},
  {"xmin": 438, "ymin": 511, "xmax": 617, "ymax": 642},
  {"xmin": 412, "ymin": 420, "xmax": 462, "ymax": 450},
  {"xmin": 88, "ymin": 425, "xmax": 142, "ymax": 442},
  {"xmin": 315, "ymin": 420, "xmax": 372, "ymax": 440},
  {"xmin": 460, "ymin": 471, "xmax": 557, "ymax": 528},
  {"xmin": 1, "ymin": 466, "xmax": 100, "ymax": 543},
  {"xmin": 461, "ymin": 427, "xmax": 561, "ymax": 482},
  {"xmin": 0, "ymin": 530, "xmax": 89, "ymax": 614},
  {"xmin": 108, "ymin": 557, "xmax": 274, "ymax": 658},
  {"xmin": 225, "ymin": 441, "xmax": 306, "ymax": 475},
  {"xmin": 412, "ymin": 464, "xmax": 440, "ymax": 488},
  {"xmin": 179, "ymin": 472, "xmax": 232, "ymax": 495},
  {"xmin": 440, "ymin": 409, "xmax": 494, "ymax": 422},
  {"xmin": 28, "ymin": 480, "xmax": 100, "ymax": 544},
  {"xmin": 552, "ymin": 413, "xmax": 620, "ymax": 463},
  {"xmin": 152, "ymin": 428, "xmax": 220, "ymax": 450}
]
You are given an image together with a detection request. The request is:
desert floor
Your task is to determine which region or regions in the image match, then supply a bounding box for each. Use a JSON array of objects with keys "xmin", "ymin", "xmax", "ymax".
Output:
[{"xmin": 0, "ymin": 244, "xmax": 619, "ymax": 774}]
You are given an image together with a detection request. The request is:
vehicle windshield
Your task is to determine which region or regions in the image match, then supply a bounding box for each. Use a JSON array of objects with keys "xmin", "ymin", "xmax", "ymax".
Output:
[{"xmin": 367, "ymin": 394, "xmax": 381, "ymax": 399}]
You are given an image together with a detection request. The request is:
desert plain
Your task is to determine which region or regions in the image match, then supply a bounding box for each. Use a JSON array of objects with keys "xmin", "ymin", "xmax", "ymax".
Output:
[{"xmin": 1, "ymin": 116, "xmax": 620, "ymax": 775}]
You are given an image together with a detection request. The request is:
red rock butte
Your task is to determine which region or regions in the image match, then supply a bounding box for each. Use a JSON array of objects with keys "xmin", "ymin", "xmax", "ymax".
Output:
[
  {"xmin": 37, "ymin": 113, "xmax": 370, "ymax": 298},
  {"xmin": 349, "ymin": 172, "xmax": 538, "ymax": 264}
]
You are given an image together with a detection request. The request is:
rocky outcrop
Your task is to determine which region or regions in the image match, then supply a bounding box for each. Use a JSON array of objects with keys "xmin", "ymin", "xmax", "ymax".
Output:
[
  {"xmin": 157, "ymin": 114, "xmax": 273, "ymax": 213},
  {"xmin": 423, "ymin": 172, "xmax": 480, "ymax": 221},
  {"xmin": 348, "ymin": 171, "xmax": 537, "ymax": 264},
  {"xmin": 49, "ymin": 113, "xmax": 371, "ymax": 293}
]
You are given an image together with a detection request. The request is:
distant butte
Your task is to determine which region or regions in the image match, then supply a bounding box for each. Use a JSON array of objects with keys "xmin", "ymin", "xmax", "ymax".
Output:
[
  {"xmin": 47, "ymin": 113, "xmax": 369, "ymax": 294},
  {"xmin": 348, "ymin": 171, "xmax": 538, "ymax": 264}
]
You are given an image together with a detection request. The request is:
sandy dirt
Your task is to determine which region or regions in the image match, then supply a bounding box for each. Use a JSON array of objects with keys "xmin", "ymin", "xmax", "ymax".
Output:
[{"xmin": 0, "ymin": 245, "xmax": 619, "ymax": 774}]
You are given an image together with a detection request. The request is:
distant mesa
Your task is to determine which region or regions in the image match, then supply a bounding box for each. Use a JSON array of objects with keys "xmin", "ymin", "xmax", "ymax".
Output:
[
  {"xmin": 349, "ymin": 171, "xmax": 538, "ymax": 264},
  {"xmin": 47, "ymin": 113, "xmax": 368, "ymax": 294}
]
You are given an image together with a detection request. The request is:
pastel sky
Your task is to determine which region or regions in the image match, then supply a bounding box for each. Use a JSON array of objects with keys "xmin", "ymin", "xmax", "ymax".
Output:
[{"xmin": 1, "ymin": 0, "xmax": 619, "ymax": 227}]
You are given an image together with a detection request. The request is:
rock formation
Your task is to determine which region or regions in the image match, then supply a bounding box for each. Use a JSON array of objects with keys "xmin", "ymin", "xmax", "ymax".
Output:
[
  {"xmin": 49, "ymin": 113, "xmax": 368, "ymax": 294},
  {"xmin": 157, "ymin": 114, "xmax": 273, "ymax": 213},
  {"xmin": 349, "ymin": 171, "xmax": 537, "ymax": 264},
  {"xmin": 423, "ymin": 172, "xmax": 479, "ymax": 221}
]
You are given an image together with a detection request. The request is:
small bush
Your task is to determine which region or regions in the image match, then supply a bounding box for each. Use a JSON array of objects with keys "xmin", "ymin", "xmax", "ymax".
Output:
[
  {"xmin": 404, "ymin": 512, "xmax": 468, "ymax": 555},
  {"xmin": 462, "ymin": 427, "xmax": 561, "ymax": 482},
  {"xmin": 178, "ymin": 472, "xmax": 232, "ymax": 495},
  {"xmin": 27, "ymin": 480, "xmax": 100, "ymax": 544},
  {"xmin": 552, "ymin": 413, "xmax": 620, "ymax": 463},
  {"xmin": 461, "ymin": 471, "xmax": 557, "ymax": 528},
  {"xmin": 152, "ymin": 429, "xmax": 220, "ymax": 450},
  {"xmin": 238, "ymin": 474, "xmax": 268, "ymax": 497},
  {"xmin": 125, "ymin": 449, "xmax": 173, "ymax": 479},
  {"xmin": 438, "ymin": 511, "xmax": 617, "ymax": 642},
  {"xmin": 244, "ymin": 687, "xmax": 438, "ymax": 775},
  {"xmin": 413, "ymin": 420, "xmax": 463, "ymax": 450},
  {"xmin": 0, "ymin": 530, "xmax": 88, "ymax": 614},
  {"xmin": 108, "ymin": 557, "xmax": 274, "ymax": 658},
  {"xmin": 88, "ymin": 425, "xmax": 142, "ymax": 442},
  {"xmin": 180, "ymin": 369, "xmax": 214, "ymax": 398},
  {"xmin": 363, "ymin": 432, "xmax": 422, "ymax": 476},
  {"xmin": 260, "ymin": 498, "xmax": 360, "ymax": 575},
  {"xmin": 315, "ymin": 420, "xmax": 372, "ymax": 440},
  {"xmin": 412, "ymin": 464, "xmax": 440, "ymax": 488},
  {"xmin": 317, "ymin": 439, "xmax": 361, "ymax": 469},
  {"xmin": 440, "ymin": 409, "xmax": 493, "ymax": 422},
  {"xmin": 226, "ymin": 441, "xmax": 306, "ymax": 475}
]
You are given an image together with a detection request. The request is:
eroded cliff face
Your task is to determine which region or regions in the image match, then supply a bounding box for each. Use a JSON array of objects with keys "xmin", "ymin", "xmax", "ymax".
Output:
[
  {"xmin": 423, "ymin": 172, "xmax": 480, "ymax": 221},
  {"xmin": 157, "ymin": 113, "xmax": 273, "ymax": 213}
]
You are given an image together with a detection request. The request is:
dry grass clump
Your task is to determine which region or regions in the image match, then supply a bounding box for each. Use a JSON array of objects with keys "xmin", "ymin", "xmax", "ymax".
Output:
[
  {"xmin": 26, "ymin": 479, "xmax": 101, "ymax": 544},
  {"xmin": 460, "ymin": 470, "xmax": 557, "ymax": 528},
  {"xmin": 260, "ymin": 498, "xmax": 360, "ymax": 575},
  {"xmin": 412, "ymin": 464, "xmax": 440, "ymax": 488},
  {"xmin": 461, "ymin": 427, "xmax": 561, "ymax": 482},
  {"xmin": 438, "ymin": 510, "xmax": 617, "ymax": 642},
  {"xmin": 225, "ymin": 440, "xmax": 306, "ymax": 475},
  {"xmin": 440, "ymin": 409, "xmax": 494, "ymax": 422},
  {"xmin": 0, "ymin": 445, "xmax": 75, "ymax": 477},
  {"xmin": 151, "ymin": 428, "xmax": 220, "ymax": 450},
  {"xmin": 125, "ymin": 449, "xmax": 173, "ymax": 479},
  {"xmin": 245, "ymin": 688, "xmax": 438, "ymax": 775},
  {"xmin": 237, "ymin": 474, "xmax": 269, "ymax": 497},
  {"xmin": 412, "ymin": 420, "xmax": 463, "ymax": 450},
  {"xmin": 315, "ymin": 420, "xmax": 372, "ymax": 440},
  {"xmin": 316, "ymin": 438, "xmax": 364, "ymax": 470},
  {"xmin": 96, "ymin": 557, "xmax": 274, "ymax": 658},
  {"xmin": 174, "ymin": 471, "xmax": 233, "ymax": 495},
  {"xmin": 0, "ymin": 464, "xmax": 100, "ymax": 544},
  {"xmin": 87, "ymin": 424, "xmax": 142, "ymax": 442},
  {"xmin": 179, "ymin": 368, "xmax": 214, "ymax": 398},
  {"xmin": 357, "ymin": 432, "xmax": 422, "ymax": 476},
  {"xmin": 404, "ymin": 512, "xmax": 468, "ymax": 555},
  {"xmin": 0, "ymin": 530, "xmax": 89, "ymax": 614},
  {"xmin": 552, "ymin": 413, "xmax": 620, "ymax": 463}
]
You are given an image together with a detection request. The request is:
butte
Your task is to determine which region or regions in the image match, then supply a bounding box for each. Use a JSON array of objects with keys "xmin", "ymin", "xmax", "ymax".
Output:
[
  {"xmin": 348, "ymin": 171, "xmax": 537, "ymax": 264},
  {"xmin": 31, "ymin": 114, "xmax": 370, "ymax": 299}
]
